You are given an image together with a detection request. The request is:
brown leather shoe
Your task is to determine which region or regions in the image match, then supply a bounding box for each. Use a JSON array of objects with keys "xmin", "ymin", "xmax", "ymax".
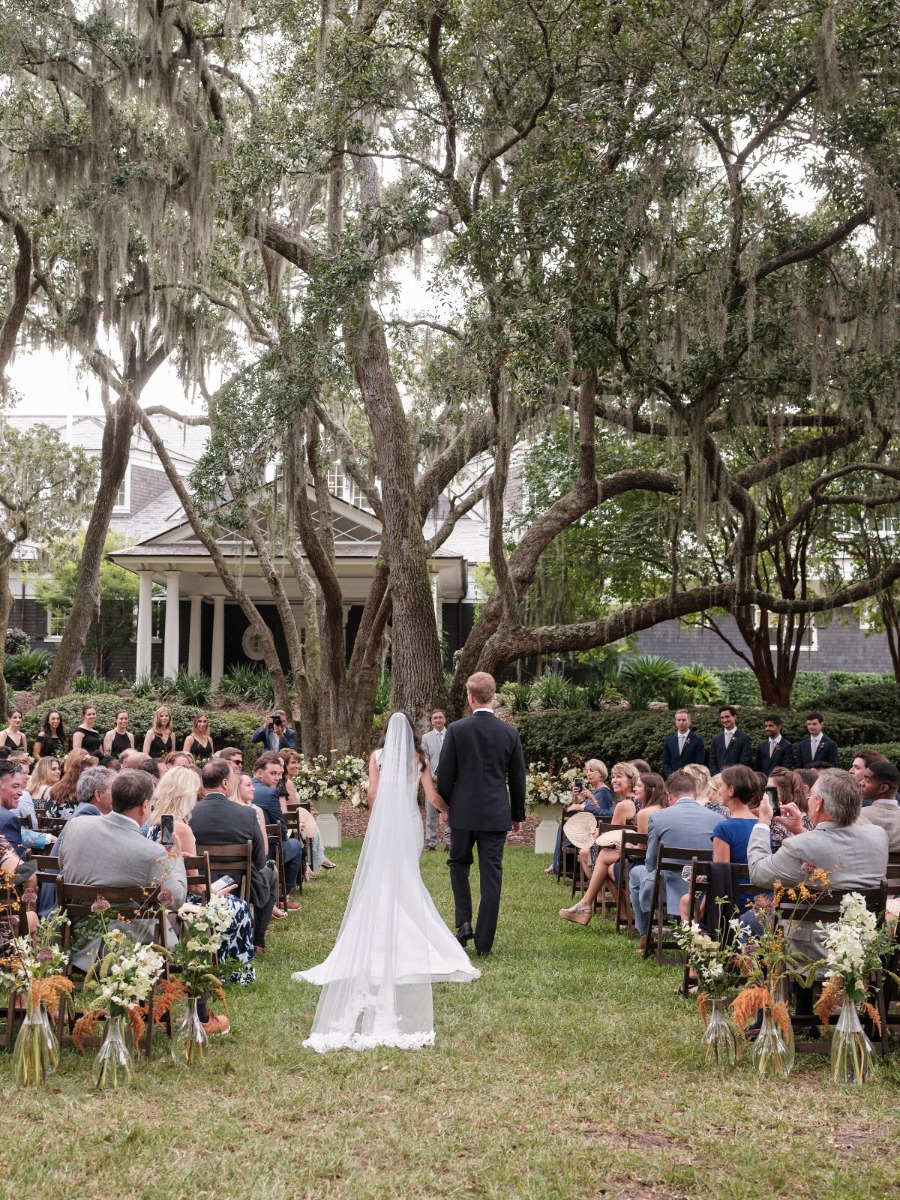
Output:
[
  {"xmin": 559, "ymin": 905, "xmax": 591, "ymax": 925},
  {"xmin": 201, "ymin": 1014, "xmax": 230, "ymax": 1036},
  {"xmin": 286, "ymin": 899, "xmax": 301, "ymax": 910}
]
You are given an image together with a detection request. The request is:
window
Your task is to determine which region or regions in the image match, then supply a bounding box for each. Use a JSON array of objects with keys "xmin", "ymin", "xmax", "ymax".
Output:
[
  {"xmin": 875, "ymin": 515, "xmax": 900, "ymax": 536},
  {"xmin": 113, "ymin": 468, "xmax": 131, "ymax": 513},
  {"xmin": 326, "ymin": 463, "xmax": 372, "ymax": 511},
  {"xmin": 45, "ymin": 608, "xmax": 67, "ymax": 641}
]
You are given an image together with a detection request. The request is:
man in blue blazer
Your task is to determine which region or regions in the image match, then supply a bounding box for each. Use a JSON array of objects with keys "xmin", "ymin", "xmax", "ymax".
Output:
[
  {"xmin": 754, "ymin": 715, "xmax": 795, "ymax": 775},
  {"xmin": 796, "ymin": 712, "xmax": 838, "ymax": 768},
  {"xmin": 708, "ymin": 705, "xmax": 753, "ymax": 775},
  {"xmin": 661, "ymin": 710, "xmax": 706, "ymax": 778},
  {"xmin": 627, "ymin": 769, "xmax": 720, "ymax": 939}
]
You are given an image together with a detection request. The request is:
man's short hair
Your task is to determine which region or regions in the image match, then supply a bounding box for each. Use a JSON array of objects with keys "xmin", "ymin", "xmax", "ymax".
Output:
[
  {"xmin": 763, "ymin": 715, "xmax": 783, "ymax": 727},
  {"xmin": 853, "ymin": 747, "xmax": 889, "ymax": 767},
  {"xmin": 466, "ymin": 672, "xmax": 496, "ymax": 705},
  {"xmin": 666, "ymin": 769, "xmax": 697, "ymax": 798},
  {"xmin": 254, "ymin": 750, "xmax": 282, "ymax": 773},
  {"xmin": 719, "ymin": 705, "xmax": 737, "ymax": 717},
  {"xmin": 867, "ymin": 761, "xmax": 900, "ymax": 793},
  {"xmin": 814, "ymin": 768, "xmax": 861, "ymax": 826},
  {"xmin": 76, "ymin": 766, "xmax": 115, "ymax": 806},
  {"xmin": 674, "ymin": 709, "xmax": 690, "ymax": 719},
  {"xmin": 111, "ymin": 769, "xmax": 154, "ymax": 814},
  {"xmin": 431, "ymin": 708, "xmax": 447, "ymax": 718},
  {"xmin": 629, "ymin": 759, "xmax": 652, "ymax": 775},
  {"xmin": 218, "ymin": 746, "xmax": 243, "ymax": 763},
  {"xmin": 806, "ymin": 711, "xmax": 824, "ymax": 723},
  {"xmin": 137, "ymin": 757, "xmax": 160, "ymax": 780},
  {"xmin": 201, "ymin": 760, "xmax": 232, "ymax": 790},
  {"xmin": 0, "ymin": 760, "xmax": 26, "ymax": 781},
  {"xmin": 119, "ymin": 748, "xmax": 144, "ymax": 768}
]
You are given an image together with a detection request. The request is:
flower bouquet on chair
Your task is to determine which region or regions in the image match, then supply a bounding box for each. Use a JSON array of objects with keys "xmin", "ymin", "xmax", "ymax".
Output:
[
  {"xmin": 672, "ymin": 922, "xmax": 744, "ymax": 1068},
  {"xmin": 72, "ymin": 927, "xmax": 167, "ymax": 1089},
  {"xmin": 169, "ymin": 895, "xmax": 233, "ymax": 1065},
  {"xmin": 4, "ymin": 912, "xmax": 72, "ymax": 1088}
]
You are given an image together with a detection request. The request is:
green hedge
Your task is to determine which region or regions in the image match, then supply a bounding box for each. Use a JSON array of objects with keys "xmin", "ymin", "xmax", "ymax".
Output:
[
  {"xmin": 804, "ymin": 682, "xmax": 900, "ymax": 722},
  {"xmin": 24, "ymin": 695, "xmax": 265, "ymax": 762},
  {"xmin": 837, "ymin": 743, "xmax": 900, "ymax": 770},
  {"xmin": 514, "ymin": 706, "xmax": 897, "ymax": 773}
]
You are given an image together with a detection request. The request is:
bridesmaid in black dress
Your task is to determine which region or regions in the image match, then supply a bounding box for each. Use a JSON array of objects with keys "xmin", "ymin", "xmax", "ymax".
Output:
[
  {"xmin": 183, "ymin": 714, "xmax": 214, "ymax": 762},
  {"xmin": 143, "ymin": 705, "xmax": 175, "ymax": 758},
  {"xmin": 72, "ymin": 704, "xmax": 103, "ymax": 757},
  {"xmin": 103, "ymin": 709, "xmax": 135, "ymax": 757},
  {"xmin": 33, "ymin": 709, "xmax": 67, "ymax": 759},
  {"xmin": 1, "ymin": 709, "xmax": 27, "ymax": 755}
]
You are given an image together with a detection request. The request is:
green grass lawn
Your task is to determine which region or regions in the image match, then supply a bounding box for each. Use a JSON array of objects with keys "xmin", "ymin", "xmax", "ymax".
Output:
[{"xmin": 7, "ymin": 843, "xmax": 900, "ymax": 1200}]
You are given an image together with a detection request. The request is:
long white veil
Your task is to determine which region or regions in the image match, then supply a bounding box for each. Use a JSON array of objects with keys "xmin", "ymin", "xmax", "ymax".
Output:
[{"xmin": 297, "ymin": 712, "xmax": 436, "ymax": 1051}]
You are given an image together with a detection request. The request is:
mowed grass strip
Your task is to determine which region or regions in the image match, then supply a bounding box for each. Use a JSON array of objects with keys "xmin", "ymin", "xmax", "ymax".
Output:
[{"xmin": 7, "ymin": 843, "xmax": 900, "ymax": 1200}]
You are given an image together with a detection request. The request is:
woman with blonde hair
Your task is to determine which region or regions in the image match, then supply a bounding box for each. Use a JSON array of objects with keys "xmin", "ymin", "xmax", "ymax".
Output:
[
  {"xmin": 142, "ymin": 706, "xmax": 175, "ymax": 758},
  {"xmin": 47, "ymin": 748, "xmax": 98, "ymax": 817},
  {"xmin": 685, "ymin": 763, "xmax": 730, "ymax": 818},
  {"xmin": 27, "ymin": 756, "xmax": 62, "ymax": 805},
  {"xmin": 183, "ymin": 714, "xmax": 214, "ymax": 762},
  {"xmin": 146, "ymin": 766, "xmax": 256, "ymax": 987}
]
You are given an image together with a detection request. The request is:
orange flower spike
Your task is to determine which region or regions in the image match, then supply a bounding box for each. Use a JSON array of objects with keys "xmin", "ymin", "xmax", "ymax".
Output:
[
  {"xmin": 127, "ymin": 1005, "xmax": 146, "ymax": 1046},
  {"xmin": 732, "ymin": 985, "xmax": 772, "ymax": 1034},
  {"xmin": 72, "ymin": 1010, "xmax": 103, "ymax": 1054},
  {"xmin": 864, "ymin": 1002, "xmax": 881, "ymax": 1035},
  {"xmin": 773, "ymin": 1001, "xmax": 791, "ymax": 1040},
  {"xmin": 698, "ymin": 991, "xmax": 709, "ymax": 1026},
  {"xmin": 814, "ymin": 976, "xmax": 843, "ymax": 1025}
]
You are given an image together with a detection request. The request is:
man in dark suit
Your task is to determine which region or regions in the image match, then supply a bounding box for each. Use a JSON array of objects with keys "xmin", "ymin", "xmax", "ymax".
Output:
[
  {"xmin": 661, "ymin": 710, "xmax": 706, "ymax": 778},
  {"xmin": 189, "ymin": 759, "xmax": 276, "ymax": 953},
  {"xmin": 708, "ymin": 705, "xmax": 753, "ymax": 775},
  {"xmin": 754, "ymin": 715, "xmax": 795, "ymax": 775},
  {"xmin": 797, "ymin": 712, "xmax": 839, "ymax": 769},
  {"xmin": 436, "ymin": 671, "xmax": 526, "ymax": 957}
]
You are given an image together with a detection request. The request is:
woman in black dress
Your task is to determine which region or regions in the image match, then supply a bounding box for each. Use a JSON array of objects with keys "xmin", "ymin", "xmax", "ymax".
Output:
[
  {"xmin": 72, "ymin": 704, "xmax": 103, "ymax": 757},
  {"xmin": 143, "ymin": 705, "xmax": 175, "ymax": 758},
  {"xmin": 102, "ymin": 709, "xmax": 135, "ymax": 757},
  {"xmin": 1, "ymin": 709, "xmax": 27, "ymax": 755},
  {"xmin": 33, "ymin": 709, "xmax": 67, "ymax": 759},
  {"xmin": 183, "ymin": 714, "xmax": 214, "ymax": 761}
]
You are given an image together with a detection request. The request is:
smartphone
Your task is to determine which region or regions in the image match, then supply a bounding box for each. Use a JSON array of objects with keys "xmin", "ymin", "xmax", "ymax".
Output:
[
  {"xmin": 764, "ymin": 785, "xmax": 781, "ymax": 816},
  {"xmin": 211, "ymin": 874, "xmax": 236, "ymax": 892},
  {"xmin": 160, "ymin": 813, "xmax": 175, "ymax": 846}
]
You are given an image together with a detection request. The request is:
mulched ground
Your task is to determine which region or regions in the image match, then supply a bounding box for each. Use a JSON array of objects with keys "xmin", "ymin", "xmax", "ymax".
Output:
[{"xmin": 335, "ymin": 800, "xmax": 540, "ymax": 846}]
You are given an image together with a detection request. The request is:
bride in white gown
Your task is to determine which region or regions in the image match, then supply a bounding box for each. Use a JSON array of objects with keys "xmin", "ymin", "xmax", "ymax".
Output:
[{"xmin": 293, "ymin": 711, "xmax": 480, "ymax": 1051}]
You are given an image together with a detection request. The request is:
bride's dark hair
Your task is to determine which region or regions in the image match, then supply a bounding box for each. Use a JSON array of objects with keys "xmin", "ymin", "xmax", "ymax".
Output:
[{"xmin": 376, "ymin": 711, "xmax": 428, "ymax": 767}]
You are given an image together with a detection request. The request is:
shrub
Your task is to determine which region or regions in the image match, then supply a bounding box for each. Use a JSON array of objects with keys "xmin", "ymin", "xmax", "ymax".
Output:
[
  {"xmin": 219, "ymin": 664, "xmax": 275, "ymax": 707},
  {"xmin": 23, "ymin": 695, "xmax": 263, "ymax": 762},
  {"xmin": 677, "ymin": 663, "xmax": 725, "ymax": 706},
  {"xmin": 529, "ymin": 672, "xmax": 575, "ymax": 711},
  {"xmin": 717, "ymin": 669, "xmax": 762, "ymax": 706},
  {"xmin": 72, "ymin": 672, "xmax": 121, "ymax": 695},
  {"xmin": 827, "ymin": 671, "xmax": 894, "ymax": 692},
  {"xmin": 618, "ymin": 655, "xmax": 681, "ymax": 709},
  {"xmin": 498, "ymin": 683, "xmax": 532, "ymax": 714},
  {"xmin": 804, "ymin": 682, "xmax": 900, "ymax": 722},
  {"xmin": 838, "ymin": 743, "xmax": 900, "ymax": 769},
  {"xmin": 4, "ymin": 649, "xmax": 53, "ymax": 690},
  {"xmin": 790, "ymin": 671, "xmax": 829, "ymax": 708},
  {"xmin": 4, "ymin": 628, "xmax": 29, "ymax": 655},
  {"xmin": 373, "ymin": 674, "xmax": 391, "ymax": 716},
  {"xmin": 131, "ymin": 673, "xmax": 175, "ymax": 699},
  {"xmin": 172, "ymin": 668, "xmax": 213, "ymax": 707}
]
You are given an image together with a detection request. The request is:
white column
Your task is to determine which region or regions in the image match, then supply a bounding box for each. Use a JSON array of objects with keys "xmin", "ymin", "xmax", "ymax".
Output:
[
  {"xmin": 135, "ymin": 572, "xmax": 153, "ymax": 680},
  {"xmin": 163, "ymin": 571, "xmax": 180, "ymax": 679},
  {"xmin": 187, "ymin": 596, "xmax": 202, "ymax": 674},
  {"xmin": 211, "ymin": 597, "xmax": 225, "ymax": 687}
]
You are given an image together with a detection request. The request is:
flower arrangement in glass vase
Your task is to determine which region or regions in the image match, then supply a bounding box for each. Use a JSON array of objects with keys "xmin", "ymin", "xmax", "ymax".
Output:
[
  {"xmin": 813, "ymin": 892, "xmax": 896, "ymax": 1085},
  {"xmin": 4, "ymin": 911, "xmax": 73, "ymax": 1087},
  {"xmin": 72, "ymin": 916, "xmax": 167, "ymax": 1090},
  {"xmin": 293, "ymin": 754, "xmax": 368, "ymax": 809},
  {"xmin": 672, "ymin": 921, "xmax": 745, "ymax": 1067},
  {"xmin": 167, "ymin": 894, "xmax": 232, "ymax": 1064},
  {"xmin": 525, "ymin": 758, "xmax": 581, "ymax": 808}
]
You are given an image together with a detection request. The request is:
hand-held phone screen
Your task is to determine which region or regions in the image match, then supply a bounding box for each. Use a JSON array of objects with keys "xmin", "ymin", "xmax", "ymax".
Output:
[{"xmin": 160, "ymin": 813, "xmax": 175, "ymax": 846}]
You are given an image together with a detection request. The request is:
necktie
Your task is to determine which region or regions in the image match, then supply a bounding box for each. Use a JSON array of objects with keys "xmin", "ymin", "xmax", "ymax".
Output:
[{"xmin": 678, "ymin": 734, "xmax": 686, "ymax": 753}]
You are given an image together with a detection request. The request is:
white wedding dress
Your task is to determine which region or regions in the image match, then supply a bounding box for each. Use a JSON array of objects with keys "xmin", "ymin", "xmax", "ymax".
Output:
[{"xmin": 293, "ymin": 713, "xmax": 479, "ymax": 1051}]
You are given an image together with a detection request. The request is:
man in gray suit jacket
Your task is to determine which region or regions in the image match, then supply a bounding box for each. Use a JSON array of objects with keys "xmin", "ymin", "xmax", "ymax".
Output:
[
  {"xmin": 422, "ymin": 708, "xmax": 449, "ymax": 850},
  {"xmin": 59, "ymin": 769, "xmax": 187, "ymax": 906},
  {"xmin": 748, "ymin": 768, "xmax": 888, "ymax": 959},
  {"xmin": 628, "ymin": 769, "xmax": 720, "ymax": 939}
]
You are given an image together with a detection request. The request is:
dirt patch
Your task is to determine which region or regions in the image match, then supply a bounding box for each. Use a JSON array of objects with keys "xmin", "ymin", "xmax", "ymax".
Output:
[{"xmin": 828, "ymin": 1123, "xmax": 884, "ymax": 1156}]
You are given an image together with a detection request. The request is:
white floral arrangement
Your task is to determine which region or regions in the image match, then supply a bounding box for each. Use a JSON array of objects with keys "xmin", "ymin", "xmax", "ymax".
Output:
[
  {"xmin": 292, "ymin": 753, "xmax": 368, "ymax": 808},
  {"xmin": 526, "ymin": 759, "xmax": 578, "ymax": 806},
  {"xmin": 177, "ymin": 894, "xmax": 234, "ymax": 957},
  {"xmin": 82, "ymin": 929, "xmax": 166, "ymax": 1012},
  {"xmin": 818, "ymin": 892, "xmax": 893, "ymax": 1003}
]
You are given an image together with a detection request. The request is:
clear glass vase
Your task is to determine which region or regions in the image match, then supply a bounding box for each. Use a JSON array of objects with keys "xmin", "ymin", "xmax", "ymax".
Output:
[
  {"xmin": 701, "ymin": 997, "xmax": 737, "ymax": 1068},
  {"xmin": 173, "ymin": 996, "xmax": 208, "ymax": 1065},
  {"xmin": 93, "ymin": 1015, "xmax": 135, "ymax": 1090},
  {"xmin": 751, "ymin": 1005, "xmax": 794, "ymax": 1079},
  {"xmin": 12, "ymin": 994, "xmax": 59, "ymax": 1087},
  {"xmin": 831, "ymin": 991, "xmax": 876, "ymax": 1085}
]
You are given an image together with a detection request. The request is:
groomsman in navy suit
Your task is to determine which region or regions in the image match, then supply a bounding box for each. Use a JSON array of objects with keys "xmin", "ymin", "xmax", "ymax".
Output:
[
  {"xmin": 661, "ymin": 710, "xmax": 706, "ymax": 778},
  {"xmin": 797, "ymin": 712, "xmax": 839, "ymax": 768},
  {"xmin": 708, "ymin": 705, "xmax": 753, "ymax": 775},
  {"xmin": 754, "ymin": 715, "xmax": 795, "ymax": 775}
]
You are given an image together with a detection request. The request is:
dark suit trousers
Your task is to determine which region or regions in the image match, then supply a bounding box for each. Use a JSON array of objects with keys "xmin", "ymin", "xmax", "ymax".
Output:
[{"xmin": 448, "ymin": 828, "xmax": 507, "ymax": 954}]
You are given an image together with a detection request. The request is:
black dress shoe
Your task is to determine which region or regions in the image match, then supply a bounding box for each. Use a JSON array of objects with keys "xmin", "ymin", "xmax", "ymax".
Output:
[
  {"xmin": 456, "ymin": 921, "xmax": 473, "ymax": 947},
  {"xmin": 476, "ymin": 948, "xmax": 491, "ymax": 957}
]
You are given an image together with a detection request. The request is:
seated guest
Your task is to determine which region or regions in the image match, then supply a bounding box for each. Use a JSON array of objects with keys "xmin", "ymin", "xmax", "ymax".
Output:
[
  {"xmin": 136, "ymin": 757, "xmax": 162, "ymax": 785},
  {"xmin": 217, "ymin": 746, "xmax": 244, "ymax": 776},
  {"xmin": 47, "ymin": 748, "xmax": 98, "ymax": 817},
  {"xmin": 766, "ymin": 767, "xmax": 811, "ymax": 850},
  {"xmin": 573, "ymin": 761, "xmax": 642, "ymax": 882},
  {"xmin": 146, "ymin": 766, "xmax": 255, "ymax": 994},
  {"xmin": 560, "ymin": 772, "xmax": 669, "ymax": 925},
  {"xmin": 119, "ymin": 748, "xmax": 146, "ymax": 769},
  {"xmin": 189, "ymin": 759, "xmax": 276, "ymax": 955},
  {"xmin": 278, "ymin": 748, "xmax": 335, "ymax": 877},
  {"xmin": 629, "ymin": 759, "xmax": 652, "ymax": 775},
  {"xmin": 0, "ymin": 761, "xmax": 55, "ymax": 855},
  {"xmin": 251, "ymin": 752, "xmax": 303, "ymax": 909},
  {"xmin": 546, "ymin": 758, "xmax": 614, "ymax": 876},
  {"xmin": 165, "ymin": 751, "xmax": 196, "ymax": 769},
  {"xmin": 685, "ymin": 763, "xmax": 729, "ymax": 818},
  {"xmin": 27, "ymin": 756, "xmax": 62, "ymax": 810},
  {"xmin": 848, "ymin": 747, "xmax": 889, "ymax": 786},
  {"xmin": 37, "ymin": 766, "xmax": 116, "ymax": 916},
  {"xmin": 860, "ymin": 762, "xmax": 900, "ymax": 852},
  {"xmin": 754, "ymin": 715, "xmax": 795, "ymax": 774},
  {"xmin": 627, "ymin": 769, "xmax": 720, "ymax": 947}
]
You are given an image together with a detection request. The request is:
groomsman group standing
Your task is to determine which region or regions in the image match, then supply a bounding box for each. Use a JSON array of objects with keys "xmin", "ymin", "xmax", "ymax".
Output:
[{"xmin": 661, "ymin": 705, "xmax": 840, "ymax": 778}]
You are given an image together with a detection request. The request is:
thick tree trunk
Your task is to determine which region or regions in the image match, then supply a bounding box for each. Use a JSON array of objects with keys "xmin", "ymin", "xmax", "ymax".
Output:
[
  {"xmin": 881, "ymin": 590, "xmax": 900, "ymax": 684},
  {"xmin": 346, "ymin": 566, "xmax": 392, "ymax": 752},
  {"xmin": 0, "ymin": 557, "xmax": 12, "ymax": 716}
]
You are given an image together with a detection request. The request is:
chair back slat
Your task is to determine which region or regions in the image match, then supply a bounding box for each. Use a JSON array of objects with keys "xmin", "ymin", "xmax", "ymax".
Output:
[{"xmin": 194, "ymin": 841, "xmax": 253, "ymax": 904}]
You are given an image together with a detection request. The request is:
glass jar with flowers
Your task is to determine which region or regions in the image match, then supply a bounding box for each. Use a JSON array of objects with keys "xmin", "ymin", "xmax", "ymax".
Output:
[
  {"xmin": 7, "ymin": 912, "xmax": 72, "ymax": 1087},
  {"xmin": 672, "ymin": 921, "xmax": 744, "ymax": 1067},
  {"xmin": 169, "ymin": 895, "xmax": 233, "ymax": 1065}
]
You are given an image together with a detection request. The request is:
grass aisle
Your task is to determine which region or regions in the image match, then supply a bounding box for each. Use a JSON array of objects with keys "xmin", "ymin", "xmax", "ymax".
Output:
[{"xmin": 7, "ymin": 844, "xmax": 900, "ymax": 1200}]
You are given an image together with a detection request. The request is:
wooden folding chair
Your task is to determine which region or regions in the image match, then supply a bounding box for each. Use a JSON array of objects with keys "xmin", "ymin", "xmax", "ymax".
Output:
[
  {"xmin": 182, "ymin": 852, "xmax": 214, "ymax": 900},
  {"xmin": 644, "ymin": 844, "xmax": 713, "ymax": 965},
  {"xmin": 55, "ymin": 880, "xmax": 168, "ymax": 1055},
  {"xmin": 614, "ymin": 833, "xmax": 648, "ymax": 937},
  {"xmin": 572, "ymin": 823, "xmax": 623, "ymax": 919},
  {"xmin": 284, "ymin": 810, "xmax": 306, "ymax": 892},
  {"xmin": 194, "ymin": 841, "xmax": 254, "ymax": 905},
  {"xmin": 36, "ymin": 817, "xmax": 67, "ymax": 837},
  {"xmin": 264, "ymin": 825, "xmax": 289, "ymax": 908}
]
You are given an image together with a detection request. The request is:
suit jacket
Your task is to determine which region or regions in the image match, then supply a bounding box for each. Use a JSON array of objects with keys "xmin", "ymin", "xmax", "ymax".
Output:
[
  {"xmin": 437, "ymin": 710, "xmax": 526, "ymax": 831},
  {"xmin": 422, "ymin": 728, "xmax": 447, "ymax": 777},
  {"xmin": 861, "ymin": 800, "xmax": 900, "ymax": 854},
  {"xmin": 645, "ymin": 796, "xmax": 721, "ymax": 913},
  {"xmin": 796, "ymin": 734, "xmax": 838, "ymax": 768},
  {"xmin": 754, "ymin": 737, "xmax": 796, "ymax": 775},
  {"xmin": 188, "ymin": 792, "xmax": 269, "ymax": 909},
  {"xmin": 747, "ymin": 820, "xmax": 889, "ymax": 955},
  {"xmin": 37, "ymin": 802, "xmax": 102, "ymax": 917},
  {"xmin": 661, "ymin": 731, "xmax": 706, "ymax": 778},
  {"xmin": 708, "ymin": 729, "xmax": 753, "ymax": 775},
  {"xmin": 251, "ymin": 725, "xmax": 297, "ymax": 751},
  {"xmin": 58, "ymin": 810, "xmax": 187, "ymax": 907}
]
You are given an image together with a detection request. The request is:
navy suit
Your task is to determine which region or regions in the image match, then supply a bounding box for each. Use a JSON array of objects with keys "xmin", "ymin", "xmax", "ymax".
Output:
[
  {"xmin": 797, "ymin": 734, "xmax": 838, "ymax": 768},
  {"xmin": 754, "ymin": 737, "xmax": 795, "ymax": 775},
  {"xmin": 708, "ymin": 729, "xmax": 753, "ymax": 775},
  {"xmin": 662, "ymin": 731, "xmax": 706, "ymax": 778}
]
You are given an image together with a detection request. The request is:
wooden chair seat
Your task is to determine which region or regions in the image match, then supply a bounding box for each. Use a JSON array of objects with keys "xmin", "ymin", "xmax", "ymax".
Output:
[{"xmin": 644, "ymin": 844, "xmax": 713, "ymax": 965}]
